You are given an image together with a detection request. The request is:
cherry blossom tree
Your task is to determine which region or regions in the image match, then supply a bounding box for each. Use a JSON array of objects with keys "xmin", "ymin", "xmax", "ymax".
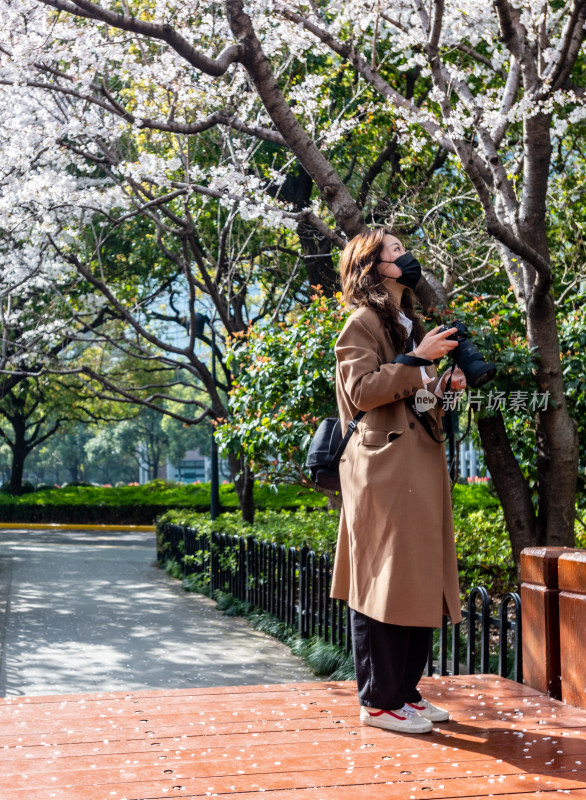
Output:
[
  {"xmin": 2, "ymin": 0, "xmax": 398, "ymax": 520},
  {"xmin": 1, "ymin": 0, "xmax": 585, "ymax": 551},
  {"xmin": 0, "ymin": 71, "xmax": 310, "ymax": 518}
]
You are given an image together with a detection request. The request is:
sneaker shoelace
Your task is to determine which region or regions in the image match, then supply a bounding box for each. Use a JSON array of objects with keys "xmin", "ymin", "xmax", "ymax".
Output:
[
  {"xmin": 399, "ymin": 703, "xmax": 418, "ymax": 718},
  {"xmin": 367, "ymin": 704, "xmax": 418, "ymax": 720}
]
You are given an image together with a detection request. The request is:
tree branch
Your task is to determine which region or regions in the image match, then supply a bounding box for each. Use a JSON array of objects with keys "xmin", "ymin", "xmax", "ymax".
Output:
[
  {"xmin": 456, "ymin": 44, "xmax": 506, "ymax": 78},
  {"xmin": 543, "ymin": 0, "xmax": 586, "ymax": 92},
  {"xmin": 493, "ymin": 0, "xmax": 539, "ymax": 88},
  {"xmin": 356, "ymin": 136, "xmax": 398, "ymax": 209},
  {"xmin": 76, "ymin": 368, "xmax": 213, "ymax": 425},
  {"xmin": 26, "ymin": 419, "xmax": 62, "ymax": 450},
  {"xmin": 458, "ymin": 156, "xmax": 552, "ymax": 296},
  {"xmin": 492, "ymin": 57, "xmax": 521, "ymax": 147},
  {"xmin": 226, "ymin": 0, "xmax": 366, "ymax": 239},
  {"xmin": 277, "ymin": 3, "xmax": 457, "ymax": 155},
  {"xmin": 36, "ymin": 0, "xmax": 243, "ymax": 76},
  {"xmin": 170, "ymin": 180, "xmax": 347, "ymax": 247}
]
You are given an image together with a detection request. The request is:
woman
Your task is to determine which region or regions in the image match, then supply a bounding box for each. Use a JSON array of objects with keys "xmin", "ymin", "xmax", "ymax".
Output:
[{"xmin": 331, "ymin": 228, "xmax": 466, "ymax": 734}]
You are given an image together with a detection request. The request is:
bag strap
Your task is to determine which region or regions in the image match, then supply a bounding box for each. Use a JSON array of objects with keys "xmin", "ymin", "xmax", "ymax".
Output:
[{"xmin": 328, "ymin": 410, "xmax": 365, "ymax": 467}]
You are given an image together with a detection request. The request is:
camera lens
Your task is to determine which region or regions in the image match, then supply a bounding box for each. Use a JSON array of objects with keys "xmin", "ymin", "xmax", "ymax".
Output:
[{"xmin": 453, "ymin": 340, "xmax": 496, "ymax": 388}]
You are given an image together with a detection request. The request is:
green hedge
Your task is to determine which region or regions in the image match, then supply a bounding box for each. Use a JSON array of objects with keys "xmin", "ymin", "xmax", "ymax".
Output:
[
  {"xmin": 0, "ymin": 504, "xmax": 169, "ymax": 524},
  {"xmin": 158, "ymin": 484, "xmax": 516, "ymax": 594},
  {"xmin": 158, "ymin": 505, "xmax": 340, "ymax": 551},
  {"xmin": 0, "ymin": 480, "xmax": 327, "ymax": 524},
  {"xmin": 158, "ymin": 483, "xmax": 586, "ymax": 595}
]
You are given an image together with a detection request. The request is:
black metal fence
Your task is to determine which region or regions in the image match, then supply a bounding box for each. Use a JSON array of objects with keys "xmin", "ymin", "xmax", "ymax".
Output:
[{"xmin": 159, "ymin": 522, "xmax": 522, "ymax": 682}]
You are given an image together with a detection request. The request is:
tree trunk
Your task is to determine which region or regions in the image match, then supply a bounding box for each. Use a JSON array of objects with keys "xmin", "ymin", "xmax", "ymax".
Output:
[
  {"xmin": 277, "ymin": 166, "xmax": 339, "ymax": 296},
  {"xmin": 480, "ymin": 259, "xmax": 579, "ymax": 559},
  {"xmin": 476, "ymin": 108, "xmax": 579, "ymax": 559},
  {"xmin": 323, "ymin": 489, "xmax": 342, "ymax": 511},
  {"xmin": 477, "ymin": 412, "xmax": 536, "ymax": 574},
  {"xmin": 68, "ymin": 459, "xmax": 80, "ymax": 483},
  {"xmin": 229, "ymin": 453, "xmax": 255, "ymax": 523},
  {"xmin": 526, "ymin": 293, "xmax": 578, "ymax": 547},
  {"xmin": 519, "ymin": 110, "xmax": 578, "ymax": 548},
  {"xmin": 10, "ymin": 449, "xmax": 26, "ymax": 495},
  {"xmin": 9, "ymin": 415, "xmax": 28, "ymax": 495}
]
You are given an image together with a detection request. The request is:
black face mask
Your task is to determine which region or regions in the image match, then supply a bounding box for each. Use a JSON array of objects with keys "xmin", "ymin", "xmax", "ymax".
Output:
[{"xmin": 379, "ymin": 252, "xmax": 422, "ymax": 290}]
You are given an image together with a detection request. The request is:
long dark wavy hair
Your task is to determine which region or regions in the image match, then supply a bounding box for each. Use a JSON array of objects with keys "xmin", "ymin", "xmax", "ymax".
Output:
[{"xmin": 339, "ymin": 227, "xmax": 426, "ymax": 352}]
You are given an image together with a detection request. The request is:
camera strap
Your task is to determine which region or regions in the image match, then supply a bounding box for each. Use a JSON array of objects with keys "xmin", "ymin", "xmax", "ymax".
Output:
[
  {"xmin": 393, "ymin": 330, "xmax": 433, "ymax": 367},
  {"xmin": 401, "ymin": 329, "xmax": 446, "ymax": 444},
  {"xmin": 405, "ymin": 397, "xmax": 446, "ymax": 443}
]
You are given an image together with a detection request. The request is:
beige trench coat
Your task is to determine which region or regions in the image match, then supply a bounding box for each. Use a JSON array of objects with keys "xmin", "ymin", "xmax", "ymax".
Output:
[{"xmin": 330, "ymin": 306, "xmax": 463, "ymax": 629}]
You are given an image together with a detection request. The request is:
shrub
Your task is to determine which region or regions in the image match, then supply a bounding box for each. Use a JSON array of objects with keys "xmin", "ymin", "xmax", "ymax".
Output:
[
  {"xmin": 451, "ymin": 482, "xmax": 501, "ymax": 514},
  {"xmin": 0, "ymin": 479, "xmax": 326, "ymax": 523},
  {"xmin": 159, "ymin": 484, "xmax": 519, "ymax": 595},
  {"xmin": 1, "ymin": 480, "xmax": 36, "ymax": 495},
  {"xmin": 158, "ymin": 505, "xmax": 340, "ymax": 554}
]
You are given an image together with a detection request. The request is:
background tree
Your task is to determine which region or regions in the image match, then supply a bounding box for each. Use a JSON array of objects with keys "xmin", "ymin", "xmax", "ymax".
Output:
[
  {"xmin": 215, "ymin": 289, "xmax": 345, "ymax": 490},
  {"xmin": 81, "ymin": 400, "xmax": 213, "ymax": 482},
  {"xmin": 38, "ymin": 422, "xmax": 98, "ymax": 485},
  {"xmin": 0, "ymin": 374, "xmax": 128, "ymax": 493},
  {"xmin": 0, "ymin": 378, "xmax": 62, "ymax": 494}
]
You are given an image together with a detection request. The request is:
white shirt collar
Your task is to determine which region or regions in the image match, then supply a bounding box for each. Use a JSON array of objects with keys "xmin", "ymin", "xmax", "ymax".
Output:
[{"xmin": 398, "ymin": 310, "xmax": 413, "ymax": 334}]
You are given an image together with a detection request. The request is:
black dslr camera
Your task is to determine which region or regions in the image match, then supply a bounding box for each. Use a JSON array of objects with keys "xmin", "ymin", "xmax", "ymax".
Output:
[{"xmin": 438, "ymin": 320, "xmax": 496, "ymax": 388}]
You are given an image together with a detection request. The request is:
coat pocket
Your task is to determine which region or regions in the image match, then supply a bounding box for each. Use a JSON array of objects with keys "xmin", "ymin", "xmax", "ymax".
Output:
[{"xmin": 360, "ymin": 428, "xmax": 404, "ymax": 448}]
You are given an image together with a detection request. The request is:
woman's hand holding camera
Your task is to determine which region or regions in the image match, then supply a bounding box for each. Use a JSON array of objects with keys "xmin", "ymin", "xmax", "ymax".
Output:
[
  {"xmin": 412, "ymin": 326, "xmax": 460, "ymax": 361},
  {"xmin": 410, "ymin": 327, "xmax": 467, "ymax": 392},
  {"xmin": 441, "ymin": 367, "xmax": 467, "ymax": 392}
]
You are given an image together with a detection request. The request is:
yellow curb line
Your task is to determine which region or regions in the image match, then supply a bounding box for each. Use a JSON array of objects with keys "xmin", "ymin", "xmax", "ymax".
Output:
[{"xmin": 0, "ymin": 523, "xmax": 156, "ymax": 531}]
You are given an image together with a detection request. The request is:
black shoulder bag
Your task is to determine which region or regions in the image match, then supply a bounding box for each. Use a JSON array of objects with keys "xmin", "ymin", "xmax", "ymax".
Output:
[{"xmin": 305, "ymin": 410, "xmax": 365, "ymax": 492}]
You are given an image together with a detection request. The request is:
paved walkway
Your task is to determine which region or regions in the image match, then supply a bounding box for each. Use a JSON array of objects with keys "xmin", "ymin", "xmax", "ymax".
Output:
[{"xmin": 0, "ymin": 527, "xmax": 317, "ymax": 697}]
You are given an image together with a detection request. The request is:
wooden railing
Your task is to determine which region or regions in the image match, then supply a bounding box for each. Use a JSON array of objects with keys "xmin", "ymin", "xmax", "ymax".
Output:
[{"xmin": 520, "ymin": 547, "xmax": 586, "ymax": 708}]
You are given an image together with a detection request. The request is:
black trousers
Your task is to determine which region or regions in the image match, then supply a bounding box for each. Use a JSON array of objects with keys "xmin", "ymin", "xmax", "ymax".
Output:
[{"xmin": 350, "ymin": 608, "xmax": 433, "ymax": 711}]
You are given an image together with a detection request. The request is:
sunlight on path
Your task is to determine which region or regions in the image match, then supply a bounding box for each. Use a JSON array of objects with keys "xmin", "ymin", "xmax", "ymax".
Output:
[{"xmin": 0, "ymin": 527, "xmax": 317, "ymax": 697}]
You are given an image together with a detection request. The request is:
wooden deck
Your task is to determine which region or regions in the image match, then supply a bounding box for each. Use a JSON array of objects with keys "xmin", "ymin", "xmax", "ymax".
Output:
[{"xmin": 1, "ymin": 675, "xmax": 586, "ymax": 800}]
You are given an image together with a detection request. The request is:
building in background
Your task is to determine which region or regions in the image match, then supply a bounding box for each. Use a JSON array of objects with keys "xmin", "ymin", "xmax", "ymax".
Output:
[
  {"xmin": 141, "ymin": 448, "xmax": 232, "ymax": 484},
  {"xmin": 459, "ymin": 439, "xmax": 490, "ymax": 481}
]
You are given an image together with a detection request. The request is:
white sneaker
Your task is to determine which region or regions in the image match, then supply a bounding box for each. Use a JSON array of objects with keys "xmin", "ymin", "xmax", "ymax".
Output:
[
  {"xmin": 407, "ymin": 698, "xmax": 450, "ymax": 722},
  {"xmin": 360, "ymin": 704, "xmax": 433, "ymax": 734}
]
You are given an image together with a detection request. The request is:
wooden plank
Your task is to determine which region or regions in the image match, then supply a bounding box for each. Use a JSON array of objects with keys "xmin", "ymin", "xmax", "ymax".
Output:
[
  {"xmin": 0, "ymin": 675, "xmax": 544, "ymax": 708},
  {"xmin": 4, "ymin": 729, "xmax": 586, "ymax": 777},
  {"xmin": 4, "ymin": 746, "xmax": 586, "ymax": 789},
  {"xmin": 3, "ymin": 708, "xmax": 583, "ymax": 745},
  {"xmin": 1, "ymin": 676, "xmax": 586, "ymax": 800},
  {"xmin": 3, "ymin": 722, "xmax": 585, "ymax": 768},
  {"xmin": 0, "ymin": 687, "xmax": 555, "ymax": 723},
  {"xmin": 3, "ymin": 729, "xmax": 586, "ymax": 771},
  {"xmin": 0, "ymin": 720, "xmax": 581, "ymax": 755},
  {"xmin": 5, "ymin": 764, "xmax": 586, "ymax": 800},
  {"xmin": 0, "ymin": 681, "xmax": 344, "ymax": 707},
  {"xmin": 2, "ymin": 686, "xmax": 579, "ymax": 730}
]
